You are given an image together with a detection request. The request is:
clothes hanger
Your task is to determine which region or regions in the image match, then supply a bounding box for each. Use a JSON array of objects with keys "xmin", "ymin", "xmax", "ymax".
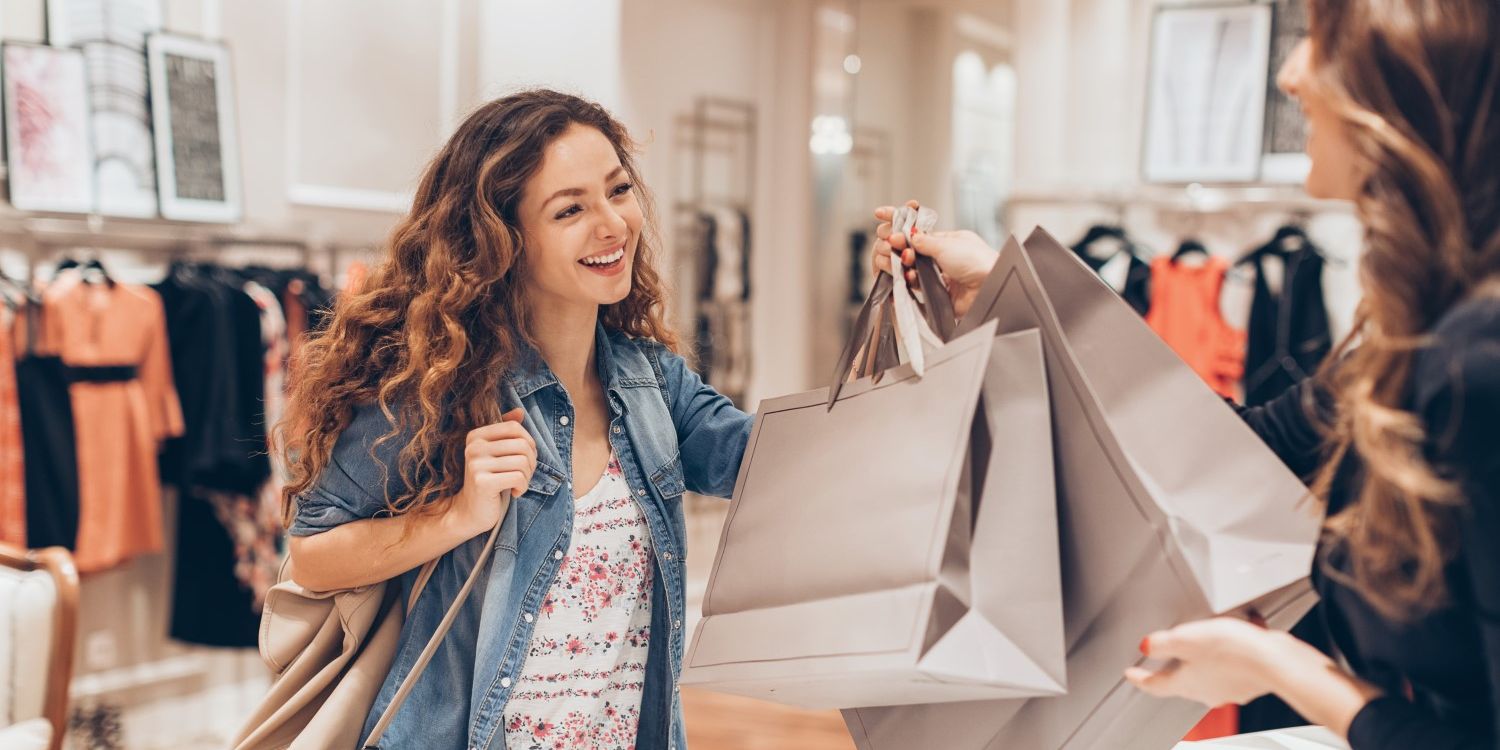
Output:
[
  {"xmin": 1072, "ymin": 224, "xmax": 1132, "ymax": 262},
  {"xmin": 1237, "ymin": 223, "xmax": 1311, "ymax": 266},
  {"xmin": 1172, "ymin": 238, "xmax": 1210, "ymax": 262},
  {"xmin": 77, "ymin": 256, "xmax": 116, "ymax": 288}
]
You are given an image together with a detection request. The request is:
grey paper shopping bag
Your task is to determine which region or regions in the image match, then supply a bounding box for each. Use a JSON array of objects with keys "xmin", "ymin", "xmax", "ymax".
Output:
[
  {"xmin": 680, "ymin": 254, "xmax": 1065, "ymax": 710},
  {"xmin": 843, "ymin": 229, "xmax": 1322, "ymax": 749}
]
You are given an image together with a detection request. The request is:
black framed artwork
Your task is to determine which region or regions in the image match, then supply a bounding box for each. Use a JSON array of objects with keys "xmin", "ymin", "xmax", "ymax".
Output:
[{"xmin": 146, "ymin": 33, "xmax": 241, "ymax": 222}]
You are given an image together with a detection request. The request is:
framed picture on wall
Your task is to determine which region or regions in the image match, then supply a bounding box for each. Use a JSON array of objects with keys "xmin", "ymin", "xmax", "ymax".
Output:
[
  {"xmin": 48, "ymin": 0, "xmax": 165, "ymax": 217},
  {"xmin": 1142, "ymin": 2, "xmax": 1274, "ymax": 183},
  {"xmin": 147, "ymin": 33, "xmax": 241, "ymax": 222},
  {"xmin": 2, "ymin": 43, "xmax": 95, "ymax": 213},
  {"xmin": 1261, "ymin": 0, "xmax": 1312, "ymax": 183}
]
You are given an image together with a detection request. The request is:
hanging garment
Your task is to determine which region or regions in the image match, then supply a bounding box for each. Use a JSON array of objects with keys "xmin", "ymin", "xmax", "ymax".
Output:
[
  {"xmin": 12, "ymin": 302, "xmax": 80, "ymax": 551},
  {"xmin": 154, "ymin": 266, "xmax": 270, "ymax": 495},
  {"xmin": 695, "ymin": 208, "xmax": 753, "ymax": 402},
  {"xmin": 1146, "ymin": 255, "xmax": 1248, "ymax": 399},
  {"xmin": 279, "ymin": 271, "xmax": 335, "ymax": 375},
  {"xmin": 170, "ymin": 486, "xmax": 260, "ymax": 647},
  {"xmin": 1072, "ymin": 240, "xmax": 1153, "ymax": 316},
  {"xmin": 235, "ymin": 280, "xmax": 289, "ymax": 607},
  {"xmin": 0, "ymin": 303, "xmax": 25, "ymax": 546},
  {"xmin": 343, "ymin": 260, "xmax": 369, "ymax": 295},
  {"xmin": 1241, "ymin": 245, "xmax": 1332, "ymax": 406},
  {"xmin": 45, "ymin": 273, "xmax": 184, "ymax": 572}
]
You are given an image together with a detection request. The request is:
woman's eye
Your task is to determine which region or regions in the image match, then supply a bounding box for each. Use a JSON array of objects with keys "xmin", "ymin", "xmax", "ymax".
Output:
[
  {"xmin": 611, "ymin": 182, "xmax": 634, "ymax": 197},
  {"xmin": 555, "ymin": 204, "xmax": 582, "ymax": 220}
]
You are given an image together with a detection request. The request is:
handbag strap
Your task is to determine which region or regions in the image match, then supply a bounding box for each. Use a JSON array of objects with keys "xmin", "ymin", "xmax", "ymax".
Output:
[{"xmin": 363, "ymin": 496, "xmax": 510, "ymax": 748}]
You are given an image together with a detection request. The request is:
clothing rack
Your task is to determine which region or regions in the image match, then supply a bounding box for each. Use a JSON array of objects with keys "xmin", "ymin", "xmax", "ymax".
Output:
[{"xmin": 672, "ymin": 96, "xmax": 757, "ymax": 214}]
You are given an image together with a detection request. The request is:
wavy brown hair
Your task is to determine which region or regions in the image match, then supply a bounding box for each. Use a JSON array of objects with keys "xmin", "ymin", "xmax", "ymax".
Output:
[
  {"xmin": 278, "ymin": 89, "xmax": 678, "ymax": 527},
  {"xmin": 1305, "ymin": 0, "xmax": 1500, "ymax": 619}
]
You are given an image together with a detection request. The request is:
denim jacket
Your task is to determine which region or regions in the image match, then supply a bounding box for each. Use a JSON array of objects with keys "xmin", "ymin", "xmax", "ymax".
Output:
[{"xmin": 288, "ymin": 324, "xmax": 753, "ymax": 749}]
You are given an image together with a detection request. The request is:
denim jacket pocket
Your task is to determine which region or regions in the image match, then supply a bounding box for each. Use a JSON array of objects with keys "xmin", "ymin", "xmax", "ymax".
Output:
[{"xmin": 648, "ymin": 453, "xmax": 687, "ymax": 499}]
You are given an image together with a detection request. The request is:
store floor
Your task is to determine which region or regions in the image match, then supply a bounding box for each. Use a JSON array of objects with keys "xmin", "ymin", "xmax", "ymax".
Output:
[{"xmin": 683, "ymin": 689, "xmax": 855, "ymax": 749}]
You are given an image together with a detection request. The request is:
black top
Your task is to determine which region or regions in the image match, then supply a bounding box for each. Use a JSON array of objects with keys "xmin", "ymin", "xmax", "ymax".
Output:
[
  {"xmin": 1241, "ymin": 244, "xmax": 1333, "ymax": 406},
  {"xmin": 1075, "ymin": 246, "xmax": 1153, "ymax": 316},
  {"xmin": 153, "ymin": 265, "xmax": 270, "ymax": 494},
  {"xmin": 1238, "ymin": 296, "xmax": 1500, "ymax": 749}
]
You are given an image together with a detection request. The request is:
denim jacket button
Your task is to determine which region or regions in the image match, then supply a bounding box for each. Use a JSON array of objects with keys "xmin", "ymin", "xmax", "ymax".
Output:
[
  {"xmin": 559, "ymin": 415, "xmax": 570, "ymax": 426},
  {"xmin": 636, "ymin": 488, "xmax": 646, "ymax": 496},
  {"xmin": 500, "ymin": 677, "xmax": 512, "ymax": 688},
  {"xmin": 523, "ymin": 612, "xmax": 534, "ymax": 623},
  {"xmin": 612, "ymin": 425, "xmax": 622, "ymax": 434},
  {"xmin": 663, "ymin": 550, "xmax": 674, "ymax": 561},
  {"xmin": 554, "ymin": 550, "xmax": 563, "ymax": 560}
]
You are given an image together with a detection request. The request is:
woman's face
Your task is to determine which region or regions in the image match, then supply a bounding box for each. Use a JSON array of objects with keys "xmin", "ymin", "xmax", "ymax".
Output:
[
  {"xmin": 1277, "ymin": 38, "xmax": 1365, "ymax": 200},
  {"xmin": 518, "ymin": 123, "xmax": 643, "ymax": 313}
]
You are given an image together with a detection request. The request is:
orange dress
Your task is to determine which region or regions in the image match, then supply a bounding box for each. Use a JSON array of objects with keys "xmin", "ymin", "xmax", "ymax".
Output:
[
  {"xmin": 44, "ymin": 273, "xmax": 184, "ymax": 572},
  {"xmin": 0, "ymin": 303, "xmax": 24, "ymax": 546},
  {"xmin": 1145, "ymin": 255, "xmax": 1248, "ymax": 400}
]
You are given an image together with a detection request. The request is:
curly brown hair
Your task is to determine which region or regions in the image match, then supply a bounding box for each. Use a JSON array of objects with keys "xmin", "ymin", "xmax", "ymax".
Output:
[
  {"xmin": 277, "ymin": 89, "xmax": 679, "ymax": 527},
  {"xmin": 1306, "ymin": 0, "xmax": 1500, "ymax": 619}
]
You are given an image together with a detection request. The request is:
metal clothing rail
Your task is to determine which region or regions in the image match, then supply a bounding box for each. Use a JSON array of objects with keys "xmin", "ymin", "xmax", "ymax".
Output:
[
  {"xmin": 0, "ymin": 210, "xmax": 380, "ymax": 280},
  {"xmin": 1002, "ymin": 184, "xmax": 1354, "ymax": 226}
]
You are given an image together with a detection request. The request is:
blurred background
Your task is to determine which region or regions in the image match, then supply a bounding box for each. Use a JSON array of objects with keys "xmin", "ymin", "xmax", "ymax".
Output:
[{"xmin": 0, "ymin": 0, "xmax": 1360, "ymax": 748}]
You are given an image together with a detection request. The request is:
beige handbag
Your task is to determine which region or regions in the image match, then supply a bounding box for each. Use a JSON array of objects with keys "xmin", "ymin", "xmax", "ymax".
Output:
[{"xmin": 233, "ymin": 502, "xmax": 507, "ymax": 750}]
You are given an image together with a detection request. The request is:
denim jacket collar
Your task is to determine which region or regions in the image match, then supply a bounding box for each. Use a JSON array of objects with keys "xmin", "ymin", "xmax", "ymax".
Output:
[{"xmin": 505, "ymin": 322, "xmax": 659, "ymax": 415}]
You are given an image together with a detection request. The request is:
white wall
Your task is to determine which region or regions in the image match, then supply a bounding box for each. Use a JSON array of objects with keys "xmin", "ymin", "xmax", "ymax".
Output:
[{"xmin": 1006, "ymin": 0, "xmax": 1364, "ymax": 340}]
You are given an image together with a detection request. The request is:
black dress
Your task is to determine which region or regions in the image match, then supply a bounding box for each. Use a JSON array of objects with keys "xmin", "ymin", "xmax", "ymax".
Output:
[
  {"xmin": 155, "ymin": 266, "xmax": 270, "ymax": 648},
  {"xmin": 12, "ymin": 303, "xmax": 80, "ymax": 550},
  {"xmin": 1238, "ymin": 295, "xmax": 1500, "ymax": 749},
  {"xmin": 1241, "ymin": 245, "xmax": 1333, "ymax": 406},
  {"xmin": 1077, "ymin": 247, "xmax": 1153, "ymax": 316}
]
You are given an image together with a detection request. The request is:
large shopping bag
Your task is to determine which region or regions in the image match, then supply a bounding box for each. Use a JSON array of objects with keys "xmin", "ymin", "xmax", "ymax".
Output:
[
  {"xmin": 679, "ymin": 250, "xmax": 1066, "ymax": 710},
  {"xmin": 843, "ymin": 229, "xmax": 1322, "ymax": 749}
]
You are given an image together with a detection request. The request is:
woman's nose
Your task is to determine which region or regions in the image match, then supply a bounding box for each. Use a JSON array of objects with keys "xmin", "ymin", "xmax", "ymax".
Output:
[
  {"xmin": 1277, "ymin": 38, "xmax": 1311, "ymax": 99},
  {"xmin": 596, "ymin": 205, "xmax": 627, "ymax": 240}
]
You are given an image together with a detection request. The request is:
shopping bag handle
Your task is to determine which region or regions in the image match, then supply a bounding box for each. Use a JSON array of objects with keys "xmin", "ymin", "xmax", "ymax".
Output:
[{"xmin": 826, "ymin": 247, "xmax": 956, "ymax": 410}]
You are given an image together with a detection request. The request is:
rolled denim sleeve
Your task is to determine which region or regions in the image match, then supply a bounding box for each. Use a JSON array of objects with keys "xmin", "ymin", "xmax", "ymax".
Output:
[
  {"xmin": 651, "ymin": 346, "xmax": 753, "ymax": 498},
  {"xmin": 287, "ymin": 402, "xmax": 410, "ymax": 536}
]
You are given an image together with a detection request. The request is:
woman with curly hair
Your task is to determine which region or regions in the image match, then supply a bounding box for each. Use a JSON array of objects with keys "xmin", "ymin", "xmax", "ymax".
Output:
[
  {"xmin": 280, "ymin": 89, "xmax": 751, "ymax": 749},
  {"xmin": 877, "ymin": 0, "xmax": 1500, "ymax": 745}
]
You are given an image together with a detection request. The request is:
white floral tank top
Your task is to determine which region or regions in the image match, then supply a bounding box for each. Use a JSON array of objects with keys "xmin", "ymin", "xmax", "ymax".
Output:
[{"xmin": 503, "ymin": 453, "xmax": 655, "ymax": 749}]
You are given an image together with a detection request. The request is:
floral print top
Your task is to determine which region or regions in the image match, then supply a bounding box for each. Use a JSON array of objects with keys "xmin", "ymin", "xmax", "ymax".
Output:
[{"xmin": 503, "ymin": 453, "xmax": 655, "ymax": 750}]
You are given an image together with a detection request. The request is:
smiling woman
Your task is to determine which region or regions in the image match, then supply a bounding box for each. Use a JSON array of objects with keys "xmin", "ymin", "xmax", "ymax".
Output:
[{"xmin": 266, "ymin": 89, "xmax": 754, "ymax": 750}]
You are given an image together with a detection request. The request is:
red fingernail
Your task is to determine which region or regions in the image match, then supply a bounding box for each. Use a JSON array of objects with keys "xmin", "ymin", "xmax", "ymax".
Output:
[{"xmin": 1139, "ymin": 637, "xmax": 1151, "ymax": 656}]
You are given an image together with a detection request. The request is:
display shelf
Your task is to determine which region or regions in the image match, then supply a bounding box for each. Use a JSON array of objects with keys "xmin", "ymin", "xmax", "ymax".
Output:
[
  {"xmin": 0, "ymin": 210, "xmax": 313, "ymax": 253},
  {"xmin": 1004, "ymin": 183, "xmax": 1354, "ymax": 216}
]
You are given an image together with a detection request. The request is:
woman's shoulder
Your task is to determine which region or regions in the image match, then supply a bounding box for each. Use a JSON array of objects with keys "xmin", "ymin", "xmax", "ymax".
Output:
[
  {"xmin": 1430, "ymin": 292, "xmax": 1500, "ymax": 343},
  {"xmin": 602, "ymin": 328, "xmax": 681, "ymax": 373},
  {"xmin": 1418, "ymin": 293, "xmax": 1500, "ymax": 387},
  {"xmin": 1415, "ymin": 293, "xmax": 1500, "ymax": 469}
]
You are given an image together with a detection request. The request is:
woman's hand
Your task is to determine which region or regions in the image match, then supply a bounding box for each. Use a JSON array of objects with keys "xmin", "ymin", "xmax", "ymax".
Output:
[
  {"xmin": 1125, "ymin": 617, "xmax": 1287, "ymax": 707},
  {"xmin": 1126, "ymin": 616, "xmax": 1384, "ymax": 738},
  {"xmin": 450, "ymin": 408, "xmax": 537, "ymax": 536},
  {"xmin": 872, "ymin": 201, "xmax": 999, "ymax": 320}
]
